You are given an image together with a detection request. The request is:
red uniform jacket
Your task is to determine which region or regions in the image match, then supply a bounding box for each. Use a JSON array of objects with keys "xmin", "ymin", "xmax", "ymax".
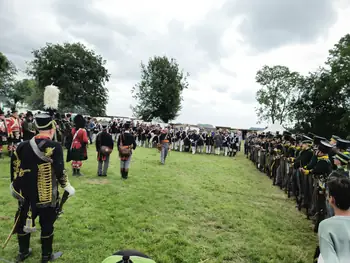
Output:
[{"xmin": 6, "ymin": 116, "xmax": 22, "ymax": 137}]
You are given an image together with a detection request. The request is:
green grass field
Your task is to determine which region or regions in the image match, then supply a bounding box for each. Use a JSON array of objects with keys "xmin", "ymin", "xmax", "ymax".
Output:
[{"xmin": 0, "ymin": 147, "xmax": 316, "ymax": 263}]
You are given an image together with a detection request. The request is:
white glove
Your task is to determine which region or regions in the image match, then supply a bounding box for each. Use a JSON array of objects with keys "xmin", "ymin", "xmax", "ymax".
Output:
[{"xmin": 64, "ymin": 184, "xmax": 76, "ymax": 197}]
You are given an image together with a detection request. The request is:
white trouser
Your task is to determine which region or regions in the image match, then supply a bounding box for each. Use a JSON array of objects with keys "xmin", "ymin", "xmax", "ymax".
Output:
[
  {"xmin": 179, "ymin": 140, "xmax": 184, "ymax": 152},
  {"xmin": 224, "ymin": 147, "xmax": 228, "ymax": 156},
  {"xmin": 192, "ymin": 146, "xmax": 196, "ymax": 154},
  {"xmin": 175, "ymin": 140, "xmax": 180, "ymax": 150},
  {"xmin": 197, "ymin": 145, "xmax": 204, "ymax": 153},
  {"xmin": 206, "ymin": 145, "xmax": 211, "ymax": 154},
  {"xmin": 215, "ymin": 147, "xmax": 220, "ymax": 155}
]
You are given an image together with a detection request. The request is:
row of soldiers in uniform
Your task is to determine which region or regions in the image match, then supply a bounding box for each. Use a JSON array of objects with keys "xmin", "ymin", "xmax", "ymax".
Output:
[
  {"xmin": 245, "ymin": 131, "xmax": 350, "ymax": 261},
  {"xmin": 130, "ymin": 126, "xmax": 241, "ymax": 156},
  {"xmin": 0, "ymin": 107, "xmax": 78, "ymax": 157}
]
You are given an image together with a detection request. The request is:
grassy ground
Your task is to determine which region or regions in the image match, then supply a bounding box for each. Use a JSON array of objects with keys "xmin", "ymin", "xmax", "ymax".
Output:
[{"xmin": 0, "ymin": 146, "xmax": 316, "ymax": 263}]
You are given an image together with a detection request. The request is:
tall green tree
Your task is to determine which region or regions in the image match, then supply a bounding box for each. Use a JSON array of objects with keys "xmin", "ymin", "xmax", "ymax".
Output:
[
  {"xmin": 7, "ymin": 79, "xmax": 36, "ymax": 108},
  {"xmin": 27, "ymin": 42, "xmax": 110, "ymax": 116},
  {"xmin": 255, "ymin": 65, "xmax": 300, "ymax": 125},
  {"xmin": 326, "ymin": 34, "xmax": 350, "ymax": 97},
  {"xmin": 291, "ymin": 34, "xmax": 350, "ymax": 138},
  {"xmin": 132, "ymin": 56, "xmax": 189, "ymax": 123},
  {"xmin": 0, "ymin": 52, "xmax": 17, "ymax": 98}
]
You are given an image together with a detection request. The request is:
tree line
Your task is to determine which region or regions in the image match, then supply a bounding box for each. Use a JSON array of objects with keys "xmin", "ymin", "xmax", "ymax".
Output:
[
  {"xmin": 0, "ymin": 43, "xmax": 189, "ymax": 121},
  {"xmin": 255, "ymin": 34, "xmax": 350, "ymax": 139}
]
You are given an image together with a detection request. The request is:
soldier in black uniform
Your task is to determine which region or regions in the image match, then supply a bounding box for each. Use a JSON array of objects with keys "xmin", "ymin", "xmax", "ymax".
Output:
[
  {"xmin": 301, "ymin": 140, "xmax": 333, "ymax": 231},
  {"xmin": 333, "ymin": 152, "xmax": 350, "ymax": 177},
  {"xmin": 190, "ymin": 130, "xmax": 199, "ymax": 154},
  {"xmin": 9, "ymin": 85, "xmax": 75, "ymax": 263},
  {"xmin": 117, "ymin": 121, "xmax": 137, "ymax": 179},
  {"xmin": 293, "ymin": 135, "xmax": 314, "ymax": 209},
  {"xmin": 22, "ymin": 111, "xmax": 37, "ymax": 141}
]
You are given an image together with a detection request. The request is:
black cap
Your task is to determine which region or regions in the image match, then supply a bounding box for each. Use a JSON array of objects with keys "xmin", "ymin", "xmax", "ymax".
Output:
[
  {"xmin": 336, "ymin": 139, "xmax": 350, "ymax": 150},
  {"xmin": 283, "ymin": 131, "xmax": 291, "ymax": 137},
  {"xmin": 35, "ymin": 113, "xmax": 55, "ymax": 130},
  {"xmin": 318, "ymin": 140, "xmax": 333, "ymax": 154},
  {"xmin": 11, "ymin": 107, "xmax": 18, "ymax": 114},
  {"xmin": 335, "ymin": 152, "xmax": 350, "ymax": 165},
  {"xmin": 308, "ymin": 132, "xmax": 315, "ymax": 139},
  {"xmin": 124, "ymin": 121, "xmax": 131, "ymax": 129},
  {"xmin": 313, "ymin": 136, "xmax": 326, "ymax": 145},
  {"xmin": 302, "ymin": 135, "xmax": 313, "ymax": 141}
]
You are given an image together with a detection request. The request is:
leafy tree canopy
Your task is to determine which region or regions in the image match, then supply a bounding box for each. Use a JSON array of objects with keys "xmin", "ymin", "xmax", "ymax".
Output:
[
  {"xmin": 27, "ymin": 42, "xmax": 110, "ymax": 116},
  {"xmin": 7, "ymin": 79, "xmax": 36, "ymax": 108},
  {"xmin": 0, "ymin": 52, "xmax": 17, "ymax": 98},
  {"xmin": 255, "ymin": 65, "xmax": 301, "ymax": 125},
  {"xmin": 132, "ymin": 56, "xmax": 189, "ymax": 123}
]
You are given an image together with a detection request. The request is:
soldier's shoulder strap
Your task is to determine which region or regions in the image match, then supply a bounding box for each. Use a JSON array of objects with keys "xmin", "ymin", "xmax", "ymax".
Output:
[{"xmin": 29, "ymin": 138, "xmax": 53, "ymax": 163}]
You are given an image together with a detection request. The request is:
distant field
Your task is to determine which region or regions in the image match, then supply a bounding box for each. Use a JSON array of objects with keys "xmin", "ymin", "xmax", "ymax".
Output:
[{"xmin": 0, "ymin": 147, "xmax": 316, "ymax": 263}]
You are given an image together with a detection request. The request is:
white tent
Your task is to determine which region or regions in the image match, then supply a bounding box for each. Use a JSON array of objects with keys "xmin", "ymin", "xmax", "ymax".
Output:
[{"xmin": 263, "ymin": 123, "xmax": 286, "ymax": 134}]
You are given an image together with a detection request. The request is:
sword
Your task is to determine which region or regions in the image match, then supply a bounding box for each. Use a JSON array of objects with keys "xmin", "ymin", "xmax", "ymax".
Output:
[
  {"xmin": 2, "ymin": 206, "xmax": 21, "ymax": 249},
  {"xmin": 57, "ymin": 191, "xmax": 69, "ymax": 218}
]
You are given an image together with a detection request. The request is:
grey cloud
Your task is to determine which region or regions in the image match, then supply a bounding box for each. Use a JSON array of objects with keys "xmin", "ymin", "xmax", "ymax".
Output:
[
  {"xmin": 230, "ymin": 89, "xmax": 256, "ymax": 104},
  {"xmin": 219, "ymin": 66, "xmax": 237, "ymax": 78},
  {"xmin": 222, "ymin": 0, "xmax": 337, "ymax": 52},
  {"xmin": 213, "ymin": 85, "xmax": 229, "ymax": 93}
]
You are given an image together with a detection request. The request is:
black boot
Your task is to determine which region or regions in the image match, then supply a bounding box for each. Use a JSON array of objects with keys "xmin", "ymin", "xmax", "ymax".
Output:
[
  {"xmin": 124, "ymin": 170, "xmax": 128, "ymax": 179},
  {"xmin": 41, "ymin": 235, "xmax": 63, "ymax": 263},
  {"xmin": 16, "ymin": 234, "xmax": 32, "ymax": 262},
  {"xmin": 72, "ymin": 168, "xmax": 77, "ymax": 176},
  {"xmin": 76, "ymin": 169, "xmax": 84, "ymax": 176},
  {"xmin": 120, "ymin": 169, "xmax": 125, "ymax": 179}
]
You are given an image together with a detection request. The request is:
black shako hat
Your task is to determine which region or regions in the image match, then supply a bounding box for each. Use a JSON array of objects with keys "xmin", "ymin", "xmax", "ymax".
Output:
[
  {"xmin": 124, "ymin": 121, "xmax": 131, "ymax": 129},
  {"xmin": 74, "ymin": 114, "xmax": 86, "ymax": 129},
  {"xmin": 307, "ymin": 132, "xmax": 316, "ymax": 139},
  {"xmin": 35, "ymin": 85, "xmax": 60, "ymax": 130},
  {"xmin": 313, "ymin": 135, "xmax": 326, "ymax": 146},
  {"xmin": 318, "ymin": 140, "xmax": 333, "ymax": 154},
  {"xmin": 336, "ymin": 139, "xmax": 350, "ymax": 150},
  {"xmin": 335, "ymin": 152, "xmax": 350, "ymax": 165}
]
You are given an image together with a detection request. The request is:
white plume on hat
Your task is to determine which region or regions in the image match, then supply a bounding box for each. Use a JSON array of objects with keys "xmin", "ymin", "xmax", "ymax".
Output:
[{"xmin": 43, "ymin": 84, "xmax": 60, "ymax": 110}]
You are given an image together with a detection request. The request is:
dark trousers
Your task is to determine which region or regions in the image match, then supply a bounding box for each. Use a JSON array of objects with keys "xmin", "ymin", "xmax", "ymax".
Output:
[{"xmin": 17, "ymin": 204, "xmax": 57, "ymax": 237}]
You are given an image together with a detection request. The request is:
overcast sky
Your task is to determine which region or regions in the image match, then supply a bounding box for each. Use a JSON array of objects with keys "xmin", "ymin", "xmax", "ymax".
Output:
[{"xmin": 1, "ymin": 0, "xmax": 349, "ymax": 128}]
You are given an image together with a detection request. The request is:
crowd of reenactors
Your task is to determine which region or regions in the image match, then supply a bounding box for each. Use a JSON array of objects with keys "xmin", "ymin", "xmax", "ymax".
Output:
[{"xmin": 245, "ymin": 131, "xmax": 350, "ymax": 260}]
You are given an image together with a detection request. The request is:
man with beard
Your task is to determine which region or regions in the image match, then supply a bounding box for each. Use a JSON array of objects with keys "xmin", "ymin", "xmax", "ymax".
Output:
[{"xmin": 22, "ymin": 111, "xmax": 37, "ymax": 141}]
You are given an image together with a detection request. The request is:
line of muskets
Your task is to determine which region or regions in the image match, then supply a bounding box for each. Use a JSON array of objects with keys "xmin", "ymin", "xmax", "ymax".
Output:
[{"xmin": 245, "ymin": 131, "xmax": 350, "ymax": 233}]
